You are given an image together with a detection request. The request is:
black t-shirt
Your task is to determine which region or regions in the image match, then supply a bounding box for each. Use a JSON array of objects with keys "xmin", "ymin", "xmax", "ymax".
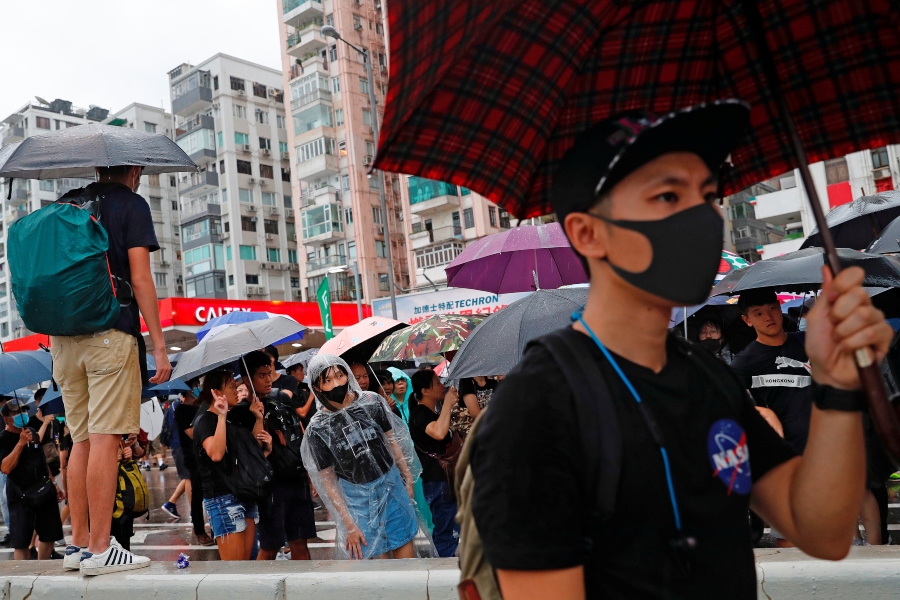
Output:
[
  {"xmin": 294, "ymin": 382, "xmax": 318, "ymax": 428},
  {"xmin": 0, "ymin": 429, "xmax": 51, "ymax": 499},
  {"xmin": 274, "ymin": 374, "xmax": 299, "ymax": 398},
  {"xmin": 174, "ymin": 402, "xmax": 200, "ymax": 470},
  {"xmin": 65, "ymin": 183, "xmax": 159, "ymax": 336},
  {"xmin": 305, "ymin": 395, "xmax": 394, "ymax": 485},
  {"xmin": 470, "ymin": 328, "xmax": 795, "ymax": 600},
  {"xmin": 262, "ymin": 390, "xmax": 306, "ymax": 480},
  {"xmin": 458, "ymin": 377, "xmax": 498, "ymax": 410},
  {"xmin": 193, "ymin": 408, "xmax": 255, "ymax": 499},
  {"xmin": 409, "ymin": 403, "xmax": 451, "ymax": 482},
  {"xmin": 730, "ymin": 333, "xmax": 813, "ymax": 454}
]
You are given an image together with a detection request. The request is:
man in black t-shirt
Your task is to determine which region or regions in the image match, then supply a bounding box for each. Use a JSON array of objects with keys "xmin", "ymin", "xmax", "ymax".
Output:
[
  {"xmin": 171, "ymin": 389, "xmax": 213, "ymax": 546},
  {"xmin": 0, "ymin": 402, "xmax": 65, "ymax": 560},
  {"xmin": 730, "ymin": 289, "xmax": 813, "ymax": 454},
  {"xmin": 409, "ymin": 369, "xmax": 459, "ymax": 557},
  {"xmin": 264, "ymin": 346, "xmax": 300, "ymax": 399},
  {"xmin": 468, "ymin": 104, "xmax": 894, "ymax": 599}
]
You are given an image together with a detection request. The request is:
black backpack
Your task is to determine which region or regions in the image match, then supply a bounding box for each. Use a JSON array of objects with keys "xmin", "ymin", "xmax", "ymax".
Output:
[
  {"xmin": 214, "ymin": 419, "xmax": 274, "ymax": 503},
  {"xmin": 264, "ymin": 390, "xmax": 306, "ymax": 480}
]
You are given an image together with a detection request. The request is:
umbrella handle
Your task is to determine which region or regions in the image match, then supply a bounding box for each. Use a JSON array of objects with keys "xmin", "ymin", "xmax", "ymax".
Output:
[{"xmin": 743, "ymin": 0, "xmax": 900, "ymax": 466}]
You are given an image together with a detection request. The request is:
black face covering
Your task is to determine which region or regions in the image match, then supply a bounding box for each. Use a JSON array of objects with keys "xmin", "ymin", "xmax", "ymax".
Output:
[
  {"xmin": 594, "ymin": 203, "xmax": 724, "ymax": 305},
  {"xmin": 698, "ymin": 338, "xmax": 722, "ymax": 353},
  {"xmin": 313, "ymin": 382, "xmax": 351, "ymax": 412}
]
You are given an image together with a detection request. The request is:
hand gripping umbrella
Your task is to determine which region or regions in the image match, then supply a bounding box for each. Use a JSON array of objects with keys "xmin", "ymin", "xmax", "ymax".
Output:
[{"xmin": 373, "ymin": 0, "xmax": 900, "ymax": 463}]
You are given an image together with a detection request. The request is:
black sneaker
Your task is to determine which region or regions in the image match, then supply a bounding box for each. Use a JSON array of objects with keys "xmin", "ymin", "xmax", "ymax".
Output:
[
  {"xmin": 158, "ymin": 463, "xmax": 169, "ymax": 470},
  {"xmin": 49, "ymin": 550, "xmax": 63, "ymax": 560}
]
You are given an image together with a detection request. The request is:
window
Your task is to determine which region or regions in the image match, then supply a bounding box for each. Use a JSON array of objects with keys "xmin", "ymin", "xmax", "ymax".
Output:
[
  {"xmin": 378, "ymin": 273, "xmax": 389, "ymax": 291},
  {"xmin": 372, "ymin": 206, "xmax": 384, "ymax": 224},
  {"xmin": 213, "ymin": 75, "xmax": 219, "ymax": 90},
  {"xmin": 345, "ymin": 207, "xmax": 353, "ymax": 224},
  {"xmin": 219, "ymin": 160, "xmax": 225, "ymax": 173},
  {"xmin": 39, "ymin": 180, "xmax": 55, "ymax": 192},
  {"xmin": 241, "ymin": 216, "xmax": 257, "ymax": 232},
  {"xmin": 348, "ymin": 241, "xmax": 357, "ymax": 260},
  {"xmin": 259, "ymin": 164, "xmax": 274, "ymax": 179},
  {"xmin": 176, "ymin": 128, "xmax": 215, "ymax": 156},
  {"xmin": 288, "ymin": 249, "xmax": 298, "ymax": 264},
  {"xmin": 230, "ymin": 77, "xmax": 245, "ymax": 92},
  {"xmin": 262, "ymin": 191, "xmax": 277, "ymax": 206},
  {"xmin": 260, "ymin": 219, "xmax": 278, "ymax": 235},
  {"xmin": 284, "ymin": 195, "xmax": 293, "ymax": 208},
  {"xmin": 239, "ymin": 188, "xmax": 253, "ymax": 203},
  {"xmin": 359, "ymin": 77, "xmax": 369, "ymax": 94},
  {"xmin": 36, "ymin": 116, "xmax": 50, "ymax": 129},
  {"xmin": 489, "ymin": 206, "xmax": 497, "ymax": 227},
  {"xmin": 377, "ymin": 23, "xmax": 383, "ymax": 35},
  {"xmin": 281, "ymin": 167, "xmax": 291, "ymax": 182},
  {"xmin": 335, "ymin": 109, "xmax": 344, "ymax": 126},
  {"xmin": 376, "ymin": 240, "xmax": 387, "ymax": 258},
  {"xmin": 342, "ymin": 174, "xmax": 350, "ymax": 191},
  {"xmin": 267, "ymin": 248, "xmax": 281, "ymax": 262},
  {"xmin": 463, "ymin": 207, "xmax": 475, "ymax": 229},
  {"xmin": 326, "ymin": 13, "xmax": 334, "ymax": 26},
  {"xmin": 239, "ymin": 245, "xmax": 257, "ymax": 261},
  {"xmin": 276, "ymin": 115, "xmax": 286, "ymax": 129},
  {"xmin": 253, "ymin": 82, "xmax": 267, "ymax": 98},
  {"xmin": 279, "ymin": 141, "xmax": 288, "ymax": 154},
  {"xmin": 222, "ymin": 188, "xmax": 228, "ymax": 202},
  {"xmin": 872, "ymin": 147, "xmax": 890, "ymax": 169},
  {"xmin": 154, "ymin": 272, "xmax": 167, "ymax": 287},
  {"xmin": 825, "ymin": 158, "xmax": 849, "ymax": 184},
  {"xmin": 296, "ymin": 137, "xmax": 335, "ymax": 163},
  {"xmin": 144, "ymin": 122, "xmax": 157, "ymax": 133},
  {"xmin": 414, "ymin": 241, "xmax": 464, "ymax": 269},
  {"xmin": 255, "ymin": 109, "xmax": 269, "ymax": 125},
  {"xmin": 290, "ymin": 277, "xmax": 300, "ymax": 288},
  {"xmin": 366, "ymin": 141, "xmax": 375, "ymax": 157},
  {"xmin": 235, "ymin": 132, "xmax": 250, "ymax": 146},
  {"xmin": 233, "ymin": 104, "xmax": 247, "ymax": 120},
  {"xmin": 259, "ymin": 137, "xmax": 271, "ymax": 150},
  {"xmin": 362, "ymin": 109, "xmax": 372, "ymax": 126},
  {"xmin": 226, "ymin": 246, "xmax": 232, "ymax": 261},
  {"xmin": 246, "ymin": 274, "xmax": 259, "ymax": 285},
  {"xmin": 332, "ymin": 76, "xmax": 341, "ymax": 93},
  {"xmin": 148, "ymin": 196, "xmax": 162, "ymax": 211},
  {"xmin": 353, "ymin": 14, "xmax": 362, "ymax": 29},
  {"xmin": 293, "ymin": 104, "xmax": 333, "ymax": 133},
  {"xmin": 236, "ymin": 160, "xmax": 252, "ymax": 175},
  {"xmin": 170, "ymin": 176, "xmax": 176, "ymax": 187},
  {"xmin": 729, "ymin": 202, "xmax": 757, "ymax": 220}
]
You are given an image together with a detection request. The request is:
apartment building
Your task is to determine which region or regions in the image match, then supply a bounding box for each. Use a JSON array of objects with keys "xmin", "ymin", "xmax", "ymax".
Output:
[
  {"xmin": 0, "ymin": 98, "xmax": 110, "ymax": 340},
  {"xmin": 168, "ymin": 54, "xmax": 298, "ymax": 301},
  {"xmin": 724, "ymin": 145, "xmax": 900, "ymax": 261},
  {"xmin": 277, "ymin": 0, "xmax": 410, "ymax": 303},
  {"xmin": 103, "ymin": 103, "xmax": 184, "ymax": 299},
  {"xmin": 400, "ymin": 176, "xmax": 512, "ymax": 290}
]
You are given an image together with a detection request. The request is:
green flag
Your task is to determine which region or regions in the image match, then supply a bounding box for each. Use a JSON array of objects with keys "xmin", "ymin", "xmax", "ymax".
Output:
[{"xmin": 317, "ymin": 276, "xmax": 334, "ymax": 340}]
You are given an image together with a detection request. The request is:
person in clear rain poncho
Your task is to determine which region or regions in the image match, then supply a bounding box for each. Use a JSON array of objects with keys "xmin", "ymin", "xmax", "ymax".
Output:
[{"xmin": 301, "ymin": 354, "xmax": 435, "ymax": 559}]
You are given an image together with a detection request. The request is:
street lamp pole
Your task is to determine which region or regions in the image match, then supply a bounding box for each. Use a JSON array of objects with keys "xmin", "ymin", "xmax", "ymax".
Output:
[{"xmin": 322, "ymin": 26, "xmax": 398, "ymax": 320}]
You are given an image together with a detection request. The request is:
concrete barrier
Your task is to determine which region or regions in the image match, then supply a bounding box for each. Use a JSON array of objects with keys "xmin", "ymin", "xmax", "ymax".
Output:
[{"xmin": 2, "ymin": 547, "xmax": 900, "ymax": 599}]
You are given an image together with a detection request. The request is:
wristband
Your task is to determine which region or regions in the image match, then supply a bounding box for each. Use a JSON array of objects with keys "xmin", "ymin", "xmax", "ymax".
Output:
[{"xmin": 812, "ymin": 385, "xmax": 867, "ymax": 412}]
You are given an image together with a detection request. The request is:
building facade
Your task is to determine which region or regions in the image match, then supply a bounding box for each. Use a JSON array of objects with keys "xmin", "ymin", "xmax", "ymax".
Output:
[
  {"xmin": 0, "ymin": 98, "xmax": 110, "ymax": 340},
  {"xmin": 277, "ymin": 0, "xmax": 410, "ymax": 304},
  {"xmin": 168, "ymin": 54, "xmax": 298, "ymax": 301}
]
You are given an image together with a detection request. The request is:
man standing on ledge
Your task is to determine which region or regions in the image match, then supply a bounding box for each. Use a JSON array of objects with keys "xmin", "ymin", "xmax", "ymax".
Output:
[{"xmin": 468, "ymin": 102, "xmax": 893, "ymax": 599}]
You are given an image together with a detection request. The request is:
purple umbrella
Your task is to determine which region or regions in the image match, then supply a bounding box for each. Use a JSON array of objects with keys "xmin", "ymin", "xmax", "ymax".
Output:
[{"xmin": 445, "ymin": 223, "xmax": 588, "ymax": 293}]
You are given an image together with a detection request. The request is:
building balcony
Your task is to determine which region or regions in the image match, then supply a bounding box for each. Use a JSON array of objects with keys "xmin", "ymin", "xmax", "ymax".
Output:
[
  {"xmin": 2, "ymin": 126, "xmax": 24, "ymax": 144},
  {"xmin": 759, "ymin": 237, "xmax": 805, "ymax": 258},
  {"xmin": 299, "ymin": 55, "xmax": 328, "ymax": 76},
  {"xmin": 749, "ymin": 186, "xmax": 803, "ymax": 223},
  {"xmin": 175, "ymin": 115, "xmax": 215, "ymax": 140},
  {"xmin": 287, "ymin": 24, "xmax": 327, "ymax": 60},
  {"xmin": 300, "ymin": 185, "xmax": 340, "ymax": 207},
  {"xmin": 11, "ymin": 188, "xmax": 27, "ymax": 202},
  {"xmin": 180, "ymin": 170, "xmax": 219, "ymax": 198},
  {"xmin": 305, "ymin": 254, "xmax": 347, "ymax": 276},
  {"xmin": 187, "ymin": 148, "xmax": 217, "ymax": 166},
  {"xmin": 295, "ymin": 153, "xmax": 339, "ymax": 182},
  {"xmin": 283, "ymin": 0, "xmax": 324, "ymax": 29},
  {"xmin": 5, "ymin": 208, "xmax": 28, "ymax": 225},
  {"xmin": 410, "ymin": 225, "xmax": 463, "ymax": 250},
  {"xmin": 408, "ymin": 177, "xmax": 461, "ymax": 216},
  {"xmin": 172, "ymin": 86, "xmax": 213, "ymax": 117},
  {"xmin": 291, "ymin": 89, "xmax": 332, "ymax": 112},
  {"xmin": 300, "ymin": 202, "xmax": 344, "ymax": 244},
  {"xmin": 181, "ymin": 202, "xmax": 221, "ymax": 224}
]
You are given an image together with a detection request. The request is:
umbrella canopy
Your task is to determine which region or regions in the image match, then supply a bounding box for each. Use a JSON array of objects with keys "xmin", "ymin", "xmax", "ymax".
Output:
[
  {"xmin": 0, "ymin": 141, "xmax": 22, "ymax": 171},
  {"xmin": 669, "ymin": 295, "xmax": 739, "ymax": 329},
  {"xmin": 445, "ymin": 223, "xmax": 587, "ymax": 293},
  {"xmin": 318, "ymin": 316, "xmax": 408, "ymax": 363},
  {"xmin": 0, "ymin": 350, "xmax": 52, "ymax": 395},
  {"xmin": 370, "ymin": 314, "xmax": 486, "ymax": 362},
  {"xmin": 171, "ymin": 315, "xmax": 305, "ymax": 381},
  {"xmin": 196, "ymin": 311, "xmax": 305, "ymax": 344},
  {"xmin": 38, "ymin": 388, "xmax": 64, "ymax": 417},
  {"xmin": 0, "ymin": 123, "xmax": 198, "ymax": 179},
  {"xmin": 373, "ymin": 0, "xmax": 900, "ymax": 219},
  {"xmin": 711, "ymin": 248, "xmax": 900, "ymax": 296},
  {"xmin": 802, "ymin": 191, "xmax": 900, "ymax": 251},
  {"xmin": 5, "ymin": 391, "xmax": 38, "ymax": 418},
  {"xmin": 866, "ymin": 214, "xmax": 900, "ymax": 255},
  {"xmin": 447, "ymin": 287, "xmax": 588, "ymax": 380},
  {"xmin": 147, "ymin": 378, "xmax": 191, "ymax": 394},
  {"xmin": 716, "ymin": 251, "xmax": 750, "ymax": 283},
  {"xmin": 281, "ymin": 348, "xmax": 318, "ymax": 371}
]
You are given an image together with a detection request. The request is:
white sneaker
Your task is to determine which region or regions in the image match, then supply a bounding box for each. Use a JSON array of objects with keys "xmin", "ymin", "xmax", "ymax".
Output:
[
  {"xmin": 63, "ymin": 545, "xmax": 84, "ymax": 571},
  {"xmin": 79, "ymin": 540, "xmax": 151, "ymax": 576}
]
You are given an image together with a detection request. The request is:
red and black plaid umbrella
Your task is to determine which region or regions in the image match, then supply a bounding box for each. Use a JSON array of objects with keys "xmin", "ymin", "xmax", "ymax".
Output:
[{"xmin": 374, "ymin": 0, "xmax": 900, "ymax": 220}]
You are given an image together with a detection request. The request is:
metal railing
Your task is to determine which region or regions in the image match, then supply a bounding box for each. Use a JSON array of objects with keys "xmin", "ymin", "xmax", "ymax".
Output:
[
  {"xmin": 283, "ymin": 0, "xmax": 321, "ymax": 13},
  {"xmin": 306, "ymin": 254, "xmax": 346, "ymax": 272},
  {"xmin": 291, "ymin": 89, "xmax": 332, "ymax": 111}
]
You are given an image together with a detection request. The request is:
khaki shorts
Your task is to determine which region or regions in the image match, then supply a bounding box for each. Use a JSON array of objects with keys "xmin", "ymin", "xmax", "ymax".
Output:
[{"xmin": 50, "ymin": 329, "xmax": 141, "ymax": 443}]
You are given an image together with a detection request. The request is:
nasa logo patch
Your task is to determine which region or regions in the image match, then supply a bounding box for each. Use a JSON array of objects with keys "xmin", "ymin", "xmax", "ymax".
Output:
[{"xmin": 707, "ymin": 418, "xmax": 751, "ymax": 495}]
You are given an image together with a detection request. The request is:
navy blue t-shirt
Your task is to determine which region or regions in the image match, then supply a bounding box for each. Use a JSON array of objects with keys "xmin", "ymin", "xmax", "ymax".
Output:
[{"xmin": 77, "ymin": 183, "xmax": 159, "ymax": 336}]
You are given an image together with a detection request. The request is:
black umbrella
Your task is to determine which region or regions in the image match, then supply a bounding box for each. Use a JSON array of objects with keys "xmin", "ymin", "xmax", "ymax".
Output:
[
  {"xmin": 0, "ymin": 123, "xmax": 198, "ymax": 180},
  {"xmin": 801, "ymin": 191, "xmax": 900, "ymax": 251},
  {"xmin": 712, "ymin": 248, "xmax": 900, "ymax": 297},
  {"xmin": 866, "ymin": 214, "xmax": 900, "ymax": 255},
  {"xmin": 446, "ymin": 287, "xmax": 587, "ymax": 380}
]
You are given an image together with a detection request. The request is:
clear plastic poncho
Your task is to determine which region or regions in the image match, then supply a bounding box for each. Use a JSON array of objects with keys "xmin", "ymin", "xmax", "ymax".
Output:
[{"xmin": 301, "ymin": 354, "xmax": 436, "ymax": 559}]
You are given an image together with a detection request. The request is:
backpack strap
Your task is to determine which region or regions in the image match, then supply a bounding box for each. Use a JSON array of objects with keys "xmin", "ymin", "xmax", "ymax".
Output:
[{"xmin": 531, "ymin": 328, "xmax": 622, "ymax": 554}]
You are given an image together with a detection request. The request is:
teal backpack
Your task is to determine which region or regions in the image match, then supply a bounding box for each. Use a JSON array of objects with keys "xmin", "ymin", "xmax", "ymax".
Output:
[{"xmin": 8, "ymin": 190, "xmax": 124, "ymax": 336}]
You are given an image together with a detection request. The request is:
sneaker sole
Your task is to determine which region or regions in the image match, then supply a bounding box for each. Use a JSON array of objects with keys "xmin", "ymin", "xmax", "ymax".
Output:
[
  {"xmin": 160, "ymin": 506, "xmax": 180, "ymax": 519},
  {"xmin": 80, "ymin": 560, "xmax": 151, "ymax": 576}
]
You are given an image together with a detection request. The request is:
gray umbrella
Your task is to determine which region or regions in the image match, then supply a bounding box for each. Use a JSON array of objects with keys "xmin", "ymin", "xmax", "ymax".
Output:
[
  {"xmin": 0, "ymin": 123, "xmax": 197, "ymax": 179},
  {"xmin": 446, "ymin": 287, "xmax": 588, "ymax": 380},
  {"xmin": 281, "ymin": 348, "xmax": 318, "ymax": 370},
  {"xmin": 866, "ymin": 214, "xmax": 900, "ymax": 255},
  {"xmin": 171, "ymin": 315, "xmax": 306, "ymax": 382},
  {"xmin": 0, "ymin": 141, "xmax": 22, "ymax": 171}
]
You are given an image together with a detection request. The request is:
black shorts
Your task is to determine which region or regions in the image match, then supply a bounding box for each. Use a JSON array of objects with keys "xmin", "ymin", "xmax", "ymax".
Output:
[
  {"xmin": 172, "ymin": 447, "xmax": 191, "ymax": 480},
  {"xmin": 8, "ymin": 498, "xmax": 64, "ymax": 549},
  {"xmin": 257, "ymin": 479, "xmax": 317, "ymax": 550}
]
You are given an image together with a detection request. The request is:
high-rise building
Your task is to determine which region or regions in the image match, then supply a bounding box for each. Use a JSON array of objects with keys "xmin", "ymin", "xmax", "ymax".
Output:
[
  {"xmin": 103, "ymin": 103, "xmax": 184, "ymax": 299},
  {"xmin": 168, "ymin": 54, "xmax": 298, "ymax": 301},
  {"xmin": 0, "ymin": 98, "xmax": 110, "ymax": 340},
  {"xmin": 277, "ymin": 0, "xmax": 410, "ymax": 304}
]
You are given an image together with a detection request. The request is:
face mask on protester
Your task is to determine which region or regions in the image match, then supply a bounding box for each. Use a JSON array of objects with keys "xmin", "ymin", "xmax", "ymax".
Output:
[
  {"xmin": 322, "ymin": 383, "xmax": 349, "ymax": 404},
  {"xmin": 192, "ymin": 387, "xmax": 202, "ymax": 398},
  {"xmin": 590, "ymin": 203, "xmax": 724, "ymax": 306},
  {"xmin": 12, "ymin": 414, "xmax": 28, "ymax": 429},
  {"xmin": 698, "ymin": 338, "xmax": 722, "ymax": 353}
]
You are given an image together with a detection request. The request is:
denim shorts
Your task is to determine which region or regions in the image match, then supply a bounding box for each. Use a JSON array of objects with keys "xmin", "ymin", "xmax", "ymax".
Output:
[
  {"xmin": 337, "ymin": 467, "xmax": 418, "ymax": 558},
  {"xmin": 203, "ymin": 493, "xmax": 259, "ymax": 539}
]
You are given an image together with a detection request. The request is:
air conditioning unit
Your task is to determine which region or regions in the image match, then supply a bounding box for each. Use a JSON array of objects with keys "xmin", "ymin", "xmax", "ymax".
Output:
[
  {"xmin": 238, "ymin": 89, "xmax": 246, "ymax": 95},
  {"xmin": 221, "ymin": 231, "xmax": 230, "ymax": 239},
  {"xmin": 268, "ymin": 207, "xmax": 279, "ymax": 215},
  {"xmin": 268, "ymin": 87, "xmax": 278, "ymax": 96},
  {"xmin": 261, "ymin": 148, "xmax": 271, "ymax": 156},
  {"xmin": 241, "ymin": 144, "xmax": 251, "ymax": 152},
  {"xmin": 281, "ymin": 151, "xmax": 290, "ymax": 160},
  {"xmin": 248, "ymin": 205, "xmax": 258, "ymax": 212},
  {"xmin": 260, "ymin": 262, "xmax": 269, "ymax": 270},
  {"xmin": 248, "ymin": 178, "xmax": 257, "ymax": 184},
  {"xmin": 260, "ymin": 180, "xmax": 268, "ymax": 186},
  {"xmin": 212, "ymin": 103, "xmax": 220, "ymax": 109},
  {"xmin": 285, "ymin": 208, "xmax": 294, "ymax": 218},
  {"xmin": 363, "ymin": 155, "xmax": 373, "ymax": 165},
  {"xmin": 873, "ymin": 167, "xmax": 891, "ymax": 180},
  {"xmin": 266, "ymin": 233, "xmax": 274, "ymax": 240},
  {"xmin": 176, "ymin": 284, "xmax": 184, "ymax": 293},
  {"xmin": 292, "ymin": 233, "xmax": 298, "ymax": 242},
  {"xmin": 246, "ymin": 286, "xmax": 257, "ymax": 295}
]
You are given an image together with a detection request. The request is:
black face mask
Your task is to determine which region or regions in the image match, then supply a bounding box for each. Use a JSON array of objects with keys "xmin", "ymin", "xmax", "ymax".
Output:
[
  {"xmin": 698, "ymin": 338, "xmax": 722, "ymax": 353},
  {"xmin": 593, "ymin": 203, "xmax": 724, "ymax": 306},
  {"xmin": 314, "ymin": 382, "xmax": 350, "ymax": 411}
]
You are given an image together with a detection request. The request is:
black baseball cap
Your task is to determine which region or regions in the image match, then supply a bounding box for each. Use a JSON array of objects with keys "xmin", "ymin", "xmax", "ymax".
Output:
[{"xmin": 550, "ymin": 100, "xmax": 751, "ymax": 223}]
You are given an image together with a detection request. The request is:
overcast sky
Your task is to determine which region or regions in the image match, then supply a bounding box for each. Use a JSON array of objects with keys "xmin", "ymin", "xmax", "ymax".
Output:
[{"xmin": 0, "ymin": 0, "xmax": 283, "ymax": 120}]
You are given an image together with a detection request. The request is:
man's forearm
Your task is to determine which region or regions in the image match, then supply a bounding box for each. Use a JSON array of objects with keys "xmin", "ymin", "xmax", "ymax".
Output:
[
  {"xmin": 1, "ymin": 444, "xmax": 24, "ymax": 475},
  {"xmin": 133, "ymin": 278, "xmax": 164, "ymax": 348}
]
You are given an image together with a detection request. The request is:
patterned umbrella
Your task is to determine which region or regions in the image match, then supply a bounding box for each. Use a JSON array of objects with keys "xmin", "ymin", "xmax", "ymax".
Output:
[
  {"xmin": 716, "ymin": 251, "xmax": 750, "ymax": 283},
  {"xmin": 370, "ymin": 314, "xmax": 487, "ymax": 362}
]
